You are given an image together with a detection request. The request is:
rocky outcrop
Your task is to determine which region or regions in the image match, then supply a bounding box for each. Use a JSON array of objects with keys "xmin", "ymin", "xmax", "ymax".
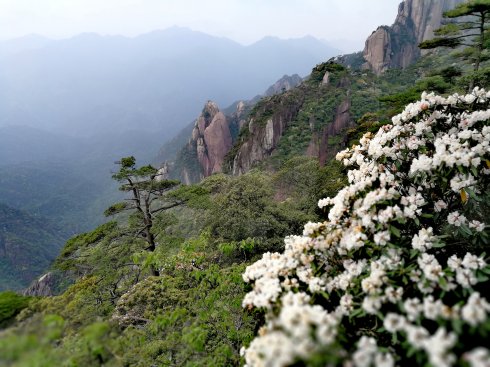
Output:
[
  {"xmin": 305, "ymin": 84, "xmax": 355, "ymax": 166},
  {"xmin": 156, "ymin": 161, "xmax": 171, "ymax": 181},
  {"xmin": 319, "ymin": 98, "xmax": 355, "ymax": 165},
  {"xmin": 321, "ymin": 72, "xmax": 330, "ymax": 85},
  {"xmin": 23, "ymin": 272, "xmax": 56, "ymax": 297},
  {"xmin": 174, "ymin": 101, "xmax": 242, "ymax": 183},
  {"xmin": 203, "ymin": 112, "xmax": 232, "ymax": 175},
  {"xmin": 190, "ymin": 101, "xmax": 233, "ymax": 179},
  {"xmin": 170, "ymin": 74, "xmax": 303, "ymax": 183},
  {"xmin": 363, "ymin": 0, "xmax": 465, "ymax": 74}
]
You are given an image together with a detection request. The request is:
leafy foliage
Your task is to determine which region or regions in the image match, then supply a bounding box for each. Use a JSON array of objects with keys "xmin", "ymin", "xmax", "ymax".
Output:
[{"xmin": 0, "ymin": 292, "xmax": 30, "ymax": 328}]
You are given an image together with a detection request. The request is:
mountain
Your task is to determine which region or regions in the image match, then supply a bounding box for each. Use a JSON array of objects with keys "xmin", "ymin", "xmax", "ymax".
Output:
[
  {"xmin": 168, "ymin": 74, "xmax": 303, "ymax": 183},
  {"xmin": 166, "ymin": 0, "xmax": 472, "ymax": 180},
  {"xmin": 0, "ymin": 203, "xmax": 64, "ymax": 291},
  {"xmin": 0, "ymin": 27, "xmax": 339, "ymax": 139},
  {"xmin": 0, "ymin": 30, "xmax": 336, "ymax": 291},
  {"xmin": 0, "ymin": 161, "xmax": 115, "ymax": 235}
]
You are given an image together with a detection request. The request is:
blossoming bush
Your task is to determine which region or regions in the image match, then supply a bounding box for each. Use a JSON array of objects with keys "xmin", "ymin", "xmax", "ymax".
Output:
[{"xmin": 241, "ymin": 88, "xmax": 490, "ymax": 367}]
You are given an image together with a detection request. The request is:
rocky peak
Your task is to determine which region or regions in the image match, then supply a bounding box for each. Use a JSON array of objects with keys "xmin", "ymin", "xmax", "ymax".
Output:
[
  {"xmin": 196, "ymin": 101, "xmax": 220, "ymax": 135},
  {"xmin": 363, "ymin": 0, "xmax": 465, "ymax": 75},
  {"xmin": 181, "ymin": 101, "xmax": 233, "ymax": 182}
]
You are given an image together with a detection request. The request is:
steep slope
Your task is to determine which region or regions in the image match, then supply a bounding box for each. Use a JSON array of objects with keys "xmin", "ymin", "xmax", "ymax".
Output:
[
  {"xmin": 0, "ymin": 203, "xmax": 64, "ymax": 291},
  {"xmin": 228, "ymin": 62, "xmax": 357, "ymax": 174},
  {"xmin": 363, "ymin": 0, "xmax": 465, "ymax": 74}
]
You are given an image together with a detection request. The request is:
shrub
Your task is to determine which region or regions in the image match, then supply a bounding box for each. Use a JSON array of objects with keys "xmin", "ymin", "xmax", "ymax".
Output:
[
  {"xmin": 241, "ymin": 88, "xmax": 490, "ymax": 366},
  {"xmin": 0, "ymin": 292, "xmax": 30, "ymax": 327}
]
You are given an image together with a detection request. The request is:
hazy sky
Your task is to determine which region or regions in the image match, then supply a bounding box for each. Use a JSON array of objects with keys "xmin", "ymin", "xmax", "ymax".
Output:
[{"xmin": 0, "ymin": 0, "xmax": 401, "ymax": 52}]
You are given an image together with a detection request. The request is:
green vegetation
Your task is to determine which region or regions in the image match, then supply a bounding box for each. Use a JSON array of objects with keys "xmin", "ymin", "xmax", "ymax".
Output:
[{"xmin": 0, "ymin": 292, "xmax": 30, "ymax": 327}]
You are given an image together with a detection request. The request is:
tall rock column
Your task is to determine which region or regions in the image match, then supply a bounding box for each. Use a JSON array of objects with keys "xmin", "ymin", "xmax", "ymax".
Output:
[
  {"xmin": 363, "ymin": 0, "xmax": 465, "ymax": 75},
  {"xmin": 182, "ymin": 101, "xmax": 233, "ymax": 181}
]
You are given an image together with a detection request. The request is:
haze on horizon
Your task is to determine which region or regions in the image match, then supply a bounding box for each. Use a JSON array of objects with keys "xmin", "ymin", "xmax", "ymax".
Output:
[{"xmin": 1, "ymin": 0, "xmax": 401, "ymax": 53}]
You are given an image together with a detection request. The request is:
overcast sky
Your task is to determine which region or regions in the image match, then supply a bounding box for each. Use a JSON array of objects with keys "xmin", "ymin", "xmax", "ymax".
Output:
[{"xmin": 0, "ymin": 0, "xmax": 401, "ymax": 52}]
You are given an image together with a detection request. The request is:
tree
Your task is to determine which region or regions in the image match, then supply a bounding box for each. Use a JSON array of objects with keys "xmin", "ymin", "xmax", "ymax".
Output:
[
  {"xmin": 419, "ymin": 0, "xmax": 490, "ymax": 87},
  {"xmin": 105, "ymin": 156, "xmax": 181, "ymax": 276}
]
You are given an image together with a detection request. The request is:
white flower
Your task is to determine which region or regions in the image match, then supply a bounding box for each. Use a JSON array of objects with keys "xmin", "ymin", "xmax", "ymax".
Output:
[
  {"xmin": 241, "ymin": 90, "xmax": 490, "ymax": 367},
  {"xmin": 373, "ymin": 230, "xmax": 390, "ymax": 246},
  {"xmin": 374, "ymin": 352, "xmax": 395, "ymax": 367},
  {"xmin": 385, "ymin": 286, "xmax": 403, "ymax": 303},
  {"xmin": 422, "ymin": 328, "xmax": 457, "ymax": 367},
  {"xmin": 462, "ymin": 253, "xmax": 486, "ymax": 270},
  {"xmin": 405, "ymin": 324, "xmax": 429, "ymax": 348},
  {"xmin": 318, "ymin": 197, "xmax": 332, "ymax": 209},
  {"xmin": 464, "ymin": 348, "xmax": 490, "ymax": 367},
  {"xmin": 384, "ymin": 313, "xmax": 406, "ymax": 333},
  {"xmin": 461, "ymin": 293, "xmax": 490, "ymax": 326},
  {"xmin": 362, "ymin": 296, "xmax": 382, "ymax": 314},
  {"xmin": 469, "ymin": 220, "xmax": 485, "ymax": 232},
  {"xmin": 403, "ymin": 298, "xmax": 422, "ymax": 321},
  {"xmin": 447, "ymin": 211, "xmax": 467, "ymax": 227},
  {"xmin": 434, "ymin": 200, "xmax": 448, "ymax": 212},
  {"xmin": 411, "ymin": 227, "xmax": 435, "ymax": 252}
]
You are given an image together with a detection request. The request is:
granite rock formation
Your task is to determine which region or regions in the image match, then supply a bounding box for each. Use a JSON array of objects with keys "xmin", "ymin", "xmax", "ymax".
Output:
[{"xmin": 363, "ymin": 0, "xmax": 465, "ymax": 75}]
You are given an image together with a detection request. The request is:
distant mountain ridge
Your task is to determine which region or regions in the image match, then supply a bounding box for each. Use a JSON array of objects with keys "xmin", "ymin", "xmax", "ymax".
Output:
[{"xmin": 0, "ymin": 27, "xmax": 339, "ymax": 139}]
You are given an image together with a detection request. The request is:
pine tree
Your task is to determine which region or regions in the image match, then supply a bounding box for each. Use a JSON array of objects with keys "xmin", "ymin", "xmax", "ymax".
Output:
[{"xmin": 106, "ymin": 156, "xmax": 181, "ymax": 276}]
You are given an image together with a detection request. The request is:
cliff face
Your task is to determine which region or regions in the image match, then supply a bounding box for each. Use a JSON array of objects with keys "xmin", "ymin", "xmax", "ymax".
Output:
[
  {"xmin": 23, "ymin": 272, "xmax": 56, "ymax": 297},
  {"xmin": 231, "ymin": 95, "xmax": 304, "ymax": 175},
  {"xmin": 197, "ymin": 106, "xmax": 232, "ymax": 177},
  {"xmin": 230, "ymin": 63, "xmax": 355, "ymax": 175},
  {"xmin": 363, "ymin": 0, "xmax": 464, "ymax": 75}
]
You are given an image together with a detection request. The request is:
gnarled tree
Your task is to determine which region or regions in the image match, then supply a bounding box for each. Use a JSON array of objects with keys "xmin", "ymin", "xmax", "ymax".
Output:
[{"xmin": 106, "ymin": 156, "xmax": 181, "ymax": 275}]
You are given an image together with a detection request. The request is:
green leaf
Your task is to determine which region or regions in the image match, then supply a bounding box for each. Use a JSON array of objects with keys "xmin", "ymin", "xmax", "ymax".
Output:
[{"xmin": 390, "ymin": 226, "xmax": 401, "ymax": 238}]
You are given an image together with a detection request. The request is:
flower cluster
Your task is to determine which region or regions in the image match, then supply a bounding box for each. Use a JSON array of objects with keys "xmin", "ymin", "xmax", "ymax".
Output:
[{"xmin": 242, "ymin": 89, "xmax": 490, "ymax": 367}]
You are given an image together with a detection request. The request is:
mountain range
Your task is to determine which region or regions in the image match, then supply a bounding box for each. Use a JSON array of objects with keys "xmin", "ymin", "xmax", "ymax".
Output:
[{"xmin": 0, "ymin": 27, "xmax": 339, "ymax": 138}]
